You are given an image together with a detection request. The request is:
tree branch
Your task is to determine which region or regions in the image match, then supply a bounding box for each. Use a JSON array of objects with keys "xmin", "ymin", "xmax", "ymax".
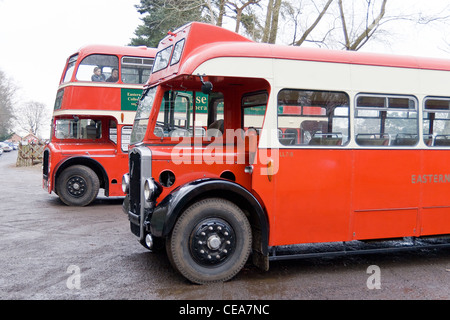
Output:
[
  {"xmin": 348, "ymin": 0, "xmax": 387, "ymax": 50},
  {"xmin": 294, "ymin": 0, "xmax": 334, "ymax": 46}
]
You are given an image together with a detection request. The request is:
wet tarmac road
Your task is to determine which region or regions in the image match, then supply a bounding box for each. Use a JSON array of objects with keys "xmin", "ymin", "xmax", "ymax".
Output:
[{"xmin": 1, "ymin": 150, "xmax": 449, "ymax": 300}]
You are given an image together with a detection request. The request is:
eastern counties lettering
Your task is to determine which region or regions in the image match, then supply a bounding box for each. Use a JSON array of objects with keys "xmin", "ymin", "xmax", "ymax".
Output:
[{"xmin": 411, "ymin": 174, "xmax": 450, "ymax": 184}]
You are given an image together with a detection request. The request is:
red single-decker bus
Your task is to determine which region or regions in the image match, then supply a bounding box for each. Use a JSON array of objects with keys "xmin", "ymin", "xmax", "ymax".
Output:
[{"xmin": 123, "ymin": 22, "xmax": 450, "ymax": 284}]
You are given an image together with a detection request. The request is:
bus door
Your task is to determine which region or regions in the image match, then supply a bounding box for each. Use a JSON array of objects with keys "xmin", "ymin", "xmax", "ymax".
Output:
[{"xmin": 111, "ymin": 118, "xmax": 132, "ymax": 170}]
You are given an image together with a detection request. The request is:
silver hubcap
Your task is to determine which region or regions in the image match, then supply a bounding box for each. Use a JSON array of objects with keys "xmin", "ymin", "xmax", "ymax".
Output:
[{"xmin": 207, "ymin": 235, "xmax": 222, "ymax": 250}]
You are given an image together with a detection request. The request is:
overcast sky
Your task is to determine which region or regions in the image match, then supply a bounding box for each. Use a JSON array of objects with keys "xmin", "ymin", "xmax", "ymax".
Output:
[
  {"xmin": 1, "ymin": 0, "xmax": 450, "ymax": 137},
  {"xmin": 0, "ymin": 0, "xmax": 141, "ymax": 113}
]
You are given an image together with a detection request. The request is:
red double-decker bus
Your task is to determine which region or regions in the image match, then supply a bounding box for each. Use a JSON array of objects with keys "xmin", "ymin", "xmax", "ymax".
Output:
[
  {"xmin": 123, "ymin": 22, "xmax": 450, "ymax": 284},
  {"xmin": 43, "ymin": 45, "xmax": 157, "ymax": 206}
]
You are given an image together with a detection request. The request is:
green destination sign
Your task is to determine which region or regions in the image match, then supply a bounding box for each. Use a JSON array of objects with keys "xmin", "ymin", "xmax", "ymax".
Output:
[{"xmin": 121, "ymin": 88, "xmax": 142, "ymax": 111}]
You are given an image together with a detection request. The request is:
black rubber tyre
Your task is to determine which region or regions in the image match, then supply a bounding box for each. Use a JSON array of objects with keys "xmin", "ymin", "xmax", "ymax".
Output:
[
  {"xmin": 56, "ymin": 165, "xmax": 99, "ymax": 206},
  {"xmin": 166, "ymin": 198, "xmax": 252, "ymax": 284}
]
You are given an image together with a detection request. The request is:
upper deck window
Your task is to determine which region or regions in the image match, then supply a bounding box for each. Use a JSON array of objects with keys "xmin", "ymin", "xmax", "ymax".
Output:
[
  {"xmin": 121, "ymin": 56, "xmax": 154, "ymax": 84},
  {"xmin": 62, "ymin": 54, "xmax": 78, "ymax": 83},
  {"xmin": 76, "ymin": 54, "xmax": 119, "ymax": 82},
  {"xmin": 153, "ymin": 46, "xmax": 173, "ymax": 73}
]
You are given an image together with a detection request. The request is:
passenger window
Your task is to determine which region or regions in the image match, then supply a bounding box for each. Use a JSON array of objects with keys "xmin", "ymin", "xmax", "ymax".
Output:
[
  {"xmin": 76, "ymin": 54, "xmax": 119, "ymax": 82},
  {"xmin": 423, "ymin": 98, "xmax": 450, "ymax": 147},
  {"xmin": 355, "ymin": 95, "xmax": 418, "ymax": 147},
  {"xmin": 277, "ymin": 89, "xmax": 349, "ymax": 146}
]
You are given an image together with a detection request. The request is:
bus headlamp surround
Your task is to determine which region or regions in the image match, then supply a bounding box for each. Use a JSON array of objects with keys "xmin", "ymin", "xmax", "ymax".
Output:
[
  {"xmin": 144, "ymin": 178, "xmax": 157, "ymax": 202},
  {"xmin": 122, "ymin": 173, "xmax": 130, "ymax": 194}
]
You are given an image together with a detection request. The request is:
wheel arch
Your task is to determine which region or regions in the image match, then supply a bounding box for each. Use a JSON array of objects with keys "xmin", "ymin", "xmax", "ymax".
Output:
[
  {"xmin": 150, "ymin": 178, "xmax": 269, "ymax": 256},
  {"xmin": 54, "ymin": 157, "xmax": 109, "ymax": 195}
]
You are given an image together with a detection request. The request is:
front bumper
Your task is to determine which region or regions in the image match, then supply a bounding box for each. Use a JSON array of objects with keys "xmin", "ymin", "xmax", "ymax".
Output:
[
  {"xmin": 123, "ymin": 194, "xmax": 158, "ymax": 238},
  {"xmin": 122, "ymin": 195, "xmax": 138, "ymax": 225}
]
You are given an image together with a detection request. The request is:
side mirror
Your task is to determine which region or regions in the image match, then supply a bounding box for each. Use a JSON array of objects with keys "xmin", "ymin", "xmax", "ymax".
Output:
[
  {"xmin": 201, "ymin": 81, "xmax": 213, "ymax": 94},
  {"xmin": 198, "ymin": 74, "xmax": 213, "ymax": 94}
]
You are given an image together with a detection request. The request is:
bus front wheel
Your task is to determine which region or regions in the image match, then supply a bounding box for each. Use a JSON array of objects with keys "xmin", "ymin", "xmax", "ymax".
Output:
[
  {"xmin": 57, "ymin": 165, "xmax": 99, "ymax": 206},
  {"xmin": 166, "ymin": 198, "xmax": 252, "ymax": 284}
]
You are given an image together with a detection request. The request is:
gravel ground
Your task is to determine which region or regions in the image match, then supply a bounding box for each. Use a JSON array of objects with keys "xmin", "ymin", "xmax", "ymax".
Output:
[{"xmin": 1, "ymin": 150, "xmax": 449, "ymax": 301}]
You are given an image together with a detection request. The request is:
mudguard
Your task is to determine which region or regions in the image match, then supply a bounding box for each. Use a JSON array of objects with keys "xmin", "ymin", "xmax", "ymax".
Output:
[
  {"xmin": 54, "ymin": 156, "xmax": 109, "ymax": 194},
  {"xmin": 149, "ymin": 178, "xmax": 269, "ymax": 255}
]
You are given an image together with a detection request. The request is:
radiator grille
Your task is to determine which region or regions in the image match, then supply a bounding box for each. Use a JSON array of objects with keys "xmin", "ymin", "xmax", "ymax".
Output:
[{"xmin": 129, "ymin": 151, "xmax": 141, "ymax": 218}]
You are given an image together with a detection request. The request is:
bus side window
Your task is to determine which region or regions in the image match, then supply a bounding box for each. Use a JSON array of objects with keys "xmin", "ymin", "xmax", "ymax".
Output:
[
  {"xmin": 355, "ymin": 95, "xmax": 418, "ymax": 147},
  {"xmin": 277, "ymin": 89, "xmax": 349, "ymax": 146},
  {"xmin": 121, "ymin": 56, "xmax": 154, "ymax": 84},
  {"xmin": 423, "ymin": 98, "xmax": 450, "ymax": 147}
]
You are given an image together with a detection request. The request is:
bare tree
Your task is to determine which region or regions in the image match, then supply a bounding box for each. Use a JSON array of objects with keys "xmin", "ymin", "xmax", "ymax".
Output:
[
  {"xmin": 294, "ymin": 0, "xmax": 334, "ymax": 46},
  {"xmin": 0, "ymin": 69, "xmax": 17, "ymax": 140},
  {"xmin": 216, "ymin": 0, "xmax": 226, "ymax": 26},
  {"xmin": 281, "ymin": 0, "xmax": 450, "ymax": 51},
  {"xmin": 281, "ymin": 0, "xmax": 337, "ymax": 47},
  {"xmin": 261, "ymin": 0, "xmax": 274, "ymax": 42},
  {"xmin": 132, "ymin": 0, "xmax": 450, "ymax": 53},
  {"xmin": 204, "ymin": 0, "xmax": 217, "ymax": 24},
  {"xmin": 15, "ymin": 101, "xmax": 50, "ymax": 138},
  {"xmin": 262, "ymin": 0, "xmax": 282, "ymax": 43},
  {"xmin": 338, "ymin": 0, "xmax": 387, "ymax": 50},
  {"xmin": 204, "ymin": 0, "xmax": 227, "ymax": 26}
]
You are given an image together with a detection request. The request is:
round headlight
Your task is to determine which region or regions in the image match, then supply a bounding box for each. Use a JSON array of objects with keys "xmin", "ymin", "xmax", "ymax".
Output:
[
  {"xmin": 144, "ymin": 178, "xmax": 156, "ymax": 201},
  {"xmin": 122, "ymin": 173, "xmax": 130, "ymax": 194}
]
